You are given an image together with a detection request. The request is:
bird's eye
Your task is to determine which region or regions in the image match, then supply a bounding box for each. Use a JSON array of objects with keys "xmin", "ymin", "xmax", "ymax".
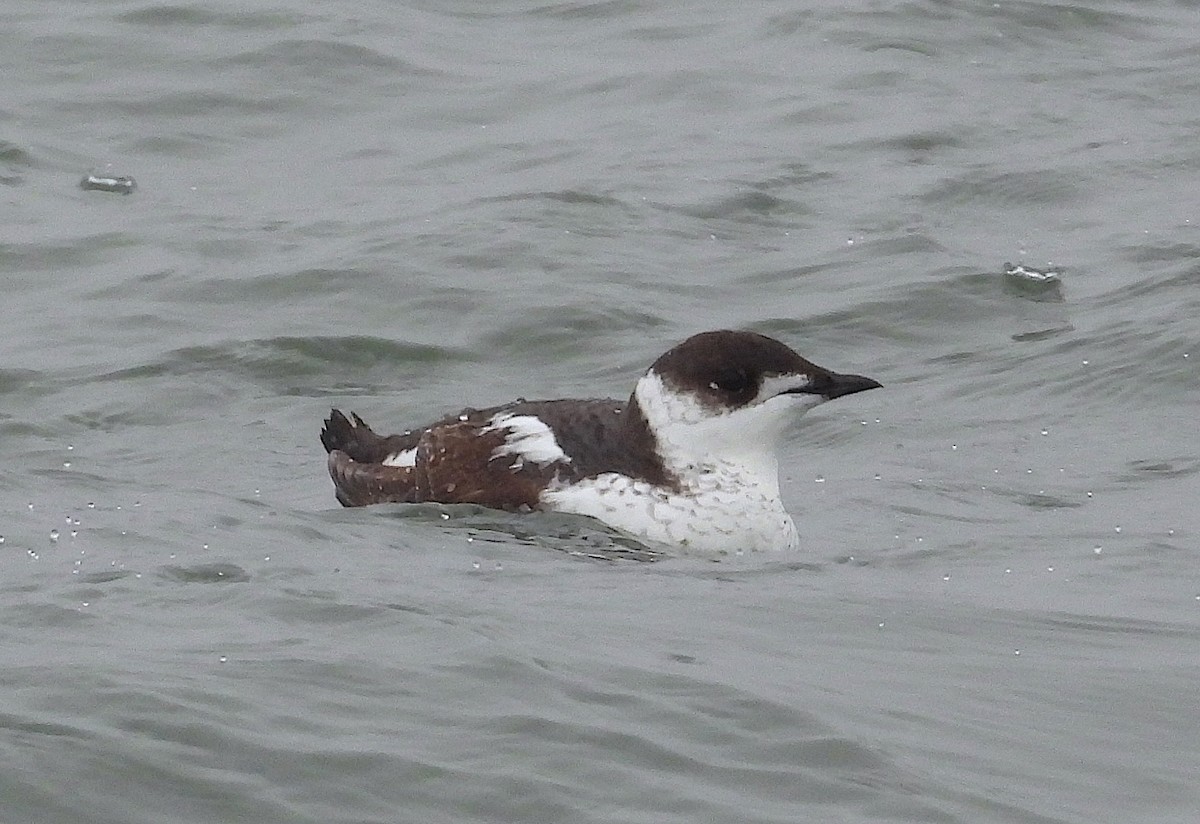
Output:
[{"xmin": 710, "ymin": 370, "xmax": 751, "ymax": 394}]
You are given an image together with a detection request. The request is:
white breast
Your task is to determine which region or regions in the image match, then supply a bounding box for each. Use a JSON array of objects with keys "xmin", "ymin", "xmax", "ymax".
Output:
[
  {"xmin": 541, "ymin": 462, "xmax": 799, "ymax": 554},
  {"xmin": 544, "ymin": 370, "xmax": 813, "ymax": 552}
]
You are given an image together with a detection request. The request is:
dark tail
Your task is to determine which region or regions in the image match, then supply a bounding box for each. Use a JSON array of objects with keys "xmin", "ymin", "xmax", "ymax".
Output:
[
  {"xmin": 321, "ymin": 409, "xmax": 420, "ymax": 507},
  {"xmin": 321, "ymin": 409, "xmax": 401, "ymax": 464}
]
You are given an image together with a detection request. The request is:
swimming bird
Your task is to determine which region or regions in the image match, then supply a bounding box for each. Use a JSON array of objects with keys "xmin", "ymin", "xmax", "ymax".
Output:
[{"xmin": 320, "ymin": 330, "xmax": 880, "ymax": 552}]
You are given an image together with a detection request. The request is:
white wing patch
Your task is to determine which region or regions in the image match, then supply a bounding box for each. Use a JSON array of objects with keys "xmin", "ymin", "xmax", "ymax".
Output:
[
  {"xmin": 381, "ymin": 448, "xmax": 417, "ymax": 468},
  {"xmin": 484, "ymin": 413, "xmax": 571, "ymax": 469}
]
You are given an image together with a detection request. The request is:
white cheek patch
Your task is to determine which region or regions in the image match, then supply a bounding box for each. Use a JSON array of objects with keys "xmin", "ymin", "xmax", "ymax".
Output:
[
  {"xmin": 756, "ymin": 373, "xmax": 811, "ymax": 403},
  {"xmin": 484, "ymin": 413, "xmax": 571, "ymax": 468},
  {"xmin": 756, "ymin": 373, "xmax": 828, "ymax": 413},
  {"xmin": 381, "ymin": 448, "xmax": 417, "ymax": 467}
]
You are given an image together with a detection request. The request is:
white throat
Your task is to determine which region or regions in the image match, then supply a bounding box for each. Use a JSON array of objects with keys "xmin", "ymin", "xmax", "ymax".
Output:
[{"xmin": 633, "ymin": 369, "xmax": 815, "ymax": 487}]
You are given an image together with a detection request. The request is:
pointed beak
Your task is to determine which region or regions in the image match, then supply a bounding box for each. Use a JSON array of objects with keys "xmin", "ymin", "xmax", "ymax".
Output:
[
  {"xmin": 770, "ymin": 369, "xmax": 882, "ymax": 402},
  {"xmin": 820, "ymin": 371, "xmax": 882, "ymax": 400},
  {"xmin": 780, "ymin": 370, "xmax": 881, "ymax": 400}
]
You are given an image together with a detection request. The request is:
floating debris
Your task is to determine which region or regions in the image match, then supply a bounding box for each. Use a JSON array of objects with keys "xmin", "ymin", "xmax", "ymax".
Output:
[
  {"xmin": 1004, "ymin": 262, "xmax": 1062, "ymax": 283},
  {"xmin": 1003, "ymin": 262, "xmax": 1064, "ymax": 301},
  {"xmin": 80, "ymin": 172, "xmax": 136, "ymax": 195}
]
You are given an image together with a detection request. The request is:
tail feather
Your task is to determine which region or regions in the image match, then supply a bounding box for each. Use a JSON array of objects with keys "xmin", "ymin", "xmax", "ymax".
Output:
[
  {"xmin": 321, "ymin": 409, "xmax": 412, "ymax": 464},
  {"xmin": 321, "ymin": 409, "xmax": 423, "ymax": 507}
]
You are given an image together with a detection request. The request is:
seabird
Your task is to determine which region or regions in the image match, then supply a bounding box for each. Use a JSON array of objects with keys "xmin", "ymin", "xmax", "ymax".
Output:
[{"xmin": 320, "ymin": 330, "xmax": 881, "ymax": 552}]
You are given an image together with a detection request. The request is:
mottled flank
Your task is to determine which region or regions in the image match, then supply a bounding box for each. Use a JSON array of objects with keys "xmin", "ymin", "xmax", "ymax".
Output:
[{"xmin": 321, "ymin": 397, "xmax": 667, "ymax": 510}]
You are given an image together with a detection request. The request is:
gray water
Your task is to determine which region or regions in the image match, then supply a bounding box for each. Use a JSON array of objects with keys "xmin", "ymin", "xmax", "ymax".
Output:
[{"xmin": 3, "ymin": 1, "xmax": 1200, "ymax": 822}]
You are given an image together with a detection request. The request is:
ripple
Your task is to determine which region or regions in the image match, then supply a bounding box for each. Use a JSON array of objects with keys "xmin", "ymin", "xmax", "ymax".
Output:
[
  {"xmin": 921, "ymin": 169, "xmax": 1082, "ymax": 208},
  {"xmin": 158, "ymin": 563, "xmax": 250, "ymax": 584}
]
